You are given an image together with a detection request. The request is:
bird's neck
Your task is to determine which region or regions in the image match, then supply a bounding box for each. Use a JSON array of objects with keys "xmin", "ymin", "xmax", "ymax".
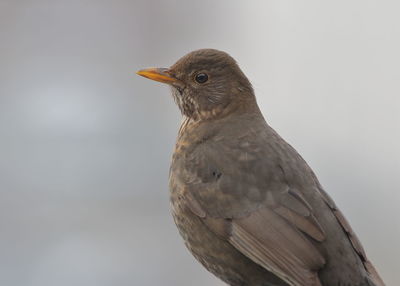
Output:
[
  {"xmin": 177, "ymin": 98, "xmax": 263, "ymax": 141},
  {"xmin": 190, "ymin": 91, "xmax": 259, "ymax": 121}
]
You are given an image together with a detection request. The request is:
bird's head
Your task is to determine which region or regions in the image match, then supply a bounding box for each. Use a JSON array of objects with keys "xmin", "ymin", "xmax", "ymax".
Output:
[{"xmin": 137, "ymin": 49, "xmax": 255, "ymax": 120}]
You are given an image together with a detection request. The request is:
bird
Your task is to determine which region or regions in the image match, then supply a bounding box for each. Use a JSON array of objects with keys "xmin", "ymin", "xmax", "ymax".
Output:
[{"xmin": 137, "ymin": 49, "xmax": 385, "ymax": 286}]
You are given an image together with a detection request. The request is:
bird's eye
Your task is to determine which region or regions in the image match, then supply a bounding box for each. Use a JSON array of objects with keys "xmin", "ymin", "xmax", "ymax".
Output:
[{"xmin": 195, "ymin": 73, "xmax": 208, "ymax": 84}]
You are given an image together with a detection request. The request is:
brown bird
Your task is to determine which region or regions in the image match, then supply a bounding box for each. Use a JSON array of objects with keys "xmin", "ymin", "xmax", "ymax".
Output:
[{"xmin": 137, "ymin": 49, "xmax": 385, "ymax": 286}]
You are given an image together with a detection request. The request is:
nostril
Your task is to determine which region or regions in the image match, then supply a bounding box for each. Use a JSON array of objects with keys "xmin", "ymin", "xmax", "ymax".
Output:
[{"xmin": 212, "ymin": 171, "xmax": 222, "ymax": 179}]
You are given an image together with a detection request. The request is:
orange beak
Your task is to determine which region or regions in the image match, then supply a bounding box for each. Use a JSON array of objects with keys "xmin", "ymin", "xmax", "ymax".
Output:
[{"xmin": 136, "ymin": 68, "xmax": 177, "ymax": 84}]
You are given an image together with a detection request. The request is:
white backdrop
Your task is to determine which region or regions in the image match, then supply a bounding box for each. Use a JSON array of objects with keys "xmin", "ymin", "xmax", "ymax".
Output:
[{"xmin": 0, "ymin": 1, "xmax": 398, "ymax": 285}]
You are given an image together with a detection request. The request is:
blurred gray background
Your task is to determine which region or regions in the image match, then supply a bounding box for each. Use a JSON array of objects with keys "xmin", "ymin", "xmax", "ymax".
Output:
[{"xmin": 0, "ymin": 1, "xmax": 399, "ymax": 285}]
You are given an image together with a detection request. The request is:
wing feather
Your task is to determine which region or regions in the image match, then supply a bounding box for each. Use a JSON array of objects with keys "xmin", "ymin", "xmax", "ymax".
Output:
[
  {"xmin": 183, "ymin": 188, "xmax": 326, "ymax": 286},
  {"xmin": 229, "ymin": 207, "xmax": 324, "ymax": 286}
]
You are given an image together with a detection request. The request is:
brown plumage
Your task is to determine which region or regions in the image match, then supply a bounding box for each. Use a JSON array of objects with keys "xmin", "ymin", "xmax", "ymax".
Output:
[{"xmin": 137, "ymin": 49, "xmax": 385, "ymax": 286}]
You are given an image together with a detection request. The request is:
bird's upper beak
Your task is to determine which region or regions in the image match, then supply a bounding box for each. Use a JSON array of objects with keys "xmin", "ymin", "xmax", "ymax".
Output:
[{"xmin": 136, "ymin": 68, "xmax": 177, "ymax": 84}]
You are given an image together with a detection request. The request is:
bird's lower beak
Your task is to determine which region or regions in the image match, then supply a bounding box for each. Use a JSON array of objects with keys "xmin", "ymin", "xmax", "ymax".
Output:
[{"xmin": 136, "ymin": 68, "xmax": 177, "ymax": 84}]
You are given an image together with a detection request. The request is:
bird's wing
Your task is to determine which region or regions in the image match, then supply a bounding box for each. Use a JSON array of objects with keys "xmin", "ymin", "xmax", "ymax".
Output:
[
  {"xmin": 230, "ymin": 206, "xmax": 324, "ymax": 286},
  {"xmin": 174, "ymin": 141, "xmax": 326, "ymax": 286},
  {"xmin": 184, "ymin": 189, "xmax": 325, "ymax": 286}
]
